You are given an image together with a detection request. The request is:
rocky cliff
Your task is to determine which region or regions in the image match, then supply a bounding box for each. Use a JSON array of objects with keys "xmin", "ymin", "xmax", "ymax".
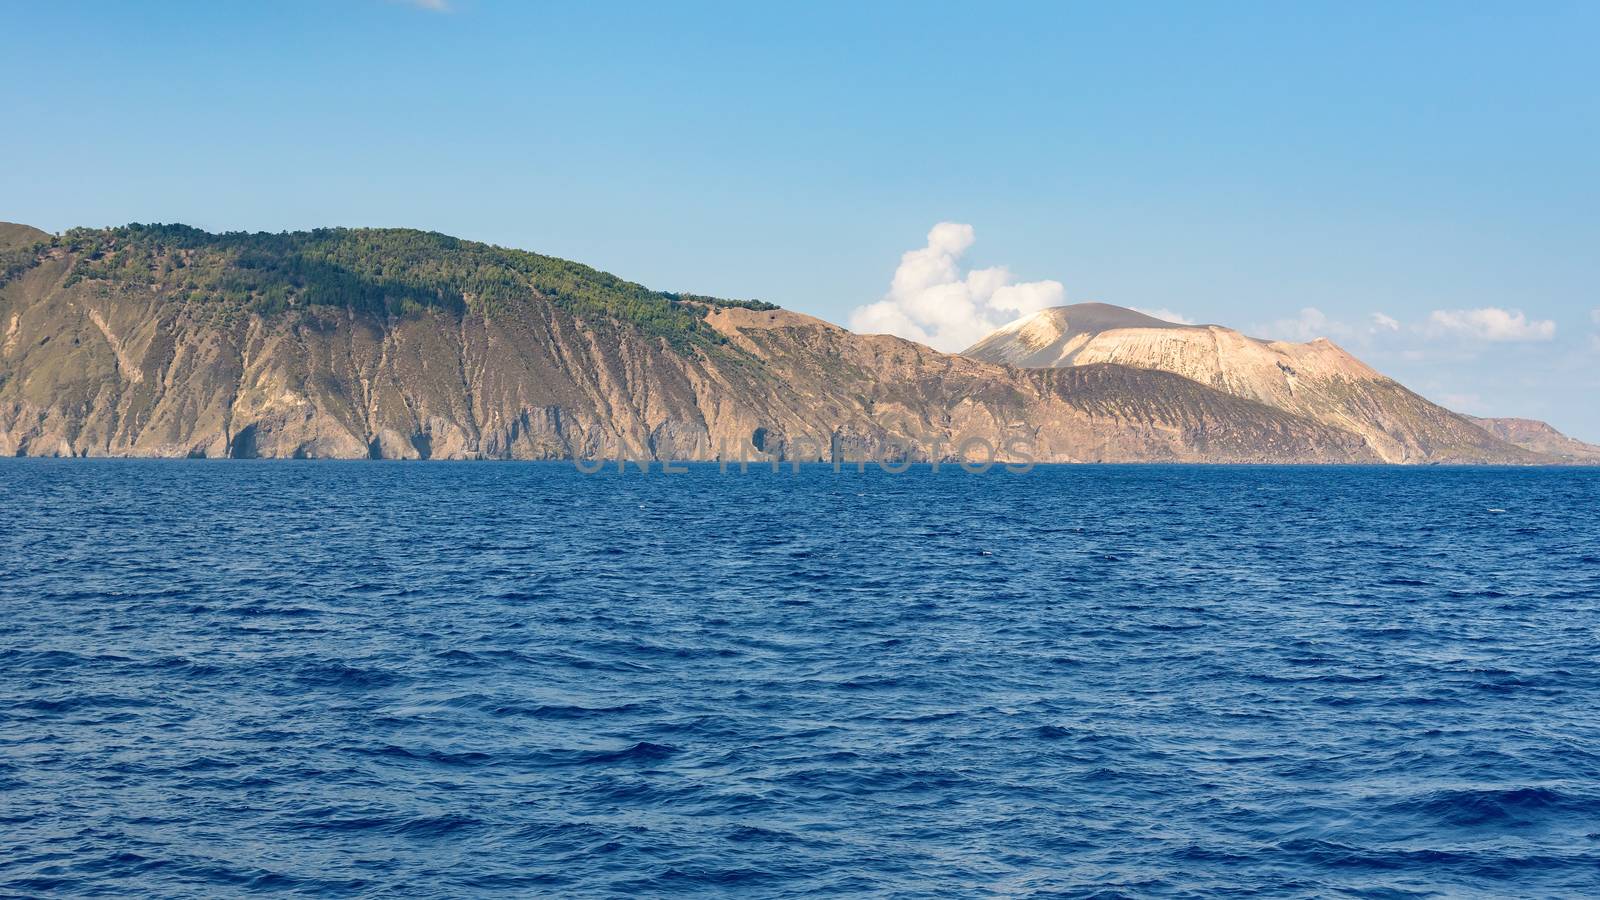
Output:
[
  {"xmin": 0, "ymin": 223, "xmax": 1387, "ymax": 463},
  {"xmin": 963, "ymin": 303, "xmax": 1541, "ymax": 464},
  {"xmin": 1468, "ymin": 417, "xmax": 1600, "ymax": 463}
]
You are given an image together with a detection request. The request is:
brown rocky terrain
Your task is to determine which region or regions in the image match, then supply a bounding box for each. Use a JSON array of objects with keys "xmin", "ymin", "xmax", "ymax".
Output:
[
  {"xmin": 964, "ymin": 303, "xmax": 1543, "ymax": 464},
  {"xmin": 0, "ymin": 223, "xmax": 1391, "ymax": 463},
  {"xmin": 1468, "ymin": 416, "xmax": 1600, "ymax": 463}
]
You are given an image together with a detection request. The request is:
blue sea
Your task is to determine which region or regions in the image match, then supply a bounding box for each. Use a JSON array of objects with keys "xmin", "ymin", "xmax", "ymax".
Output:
[{"xmin": 2, "ymin": 461, "xmax": 1598, "ymax": 897}]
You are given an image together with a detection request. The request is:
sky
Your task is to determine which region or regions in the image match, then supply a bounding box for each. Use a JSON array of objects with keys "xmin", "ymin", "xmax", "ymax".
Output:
[{"xmin": 3, "ymin": 1, "xmax": 1596, "ymax": 439}]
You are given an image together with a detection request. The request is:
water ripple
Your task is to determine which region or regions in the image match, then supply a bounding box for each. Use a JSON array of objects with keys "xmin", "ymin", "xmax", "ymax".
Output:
[{"xmin": 2, "ymin": 461, "xmax": 1598, "ymax": 896}]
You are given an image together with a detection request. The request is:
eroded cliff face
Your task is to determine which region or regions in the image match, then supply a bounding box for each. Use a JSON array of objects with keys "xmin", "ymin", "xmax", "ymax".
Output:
[
  {"xmin": 1468, "ymin": 417, "xmax": 1600, "ymax": 463},
  {"xmin": 700, "ymin": 306, "xmax": 1375, "ymax": 464},
  {"xmin": 0, "ymin": 245, "xmax": 1378, "ymax": 463},
  {"xmin": 964, "ymin": 304, "xmax": 1539, "ymax": 464}
]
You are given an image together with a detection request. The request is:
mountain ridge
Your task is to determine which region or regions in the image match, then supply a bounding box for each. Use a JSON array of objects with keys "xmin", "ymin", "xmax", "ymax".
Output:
[
  {"xmin": 1468, "ymin": 416, "xmax": 1600, "ymax": 463},
  {"xmin": 0, "ymin": 223, "xmax": 1567, "ymax": 464},
  {"xmin": 963, "ymin": 303, "xmax": 1553, "ymax": 464}
]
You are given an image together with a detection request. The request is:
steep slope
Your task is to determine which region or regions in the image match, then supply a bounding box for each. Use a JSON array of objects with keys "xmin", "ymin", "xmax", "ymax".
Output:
[
  {"xmin": 703, "ymin": 305, "xmax": 1374, "ymax": 464},
  {"xmin": 0, "ymin": 224, "xmax": 1377, "ymax": 463},
  {"xmin": 1469, "ymin": 417, "xmax": 1600, "ymax": 463},
  {"xmin": 0, "ymin": 222, "xmax": 52, "ymax": 250},
  {"xmin": 1, "ymin": 222, "xmax": 53, "ymax": 284},
  {"xmin": 964, "ymin": 303, "xmax": 1538, "ymax": 464}
]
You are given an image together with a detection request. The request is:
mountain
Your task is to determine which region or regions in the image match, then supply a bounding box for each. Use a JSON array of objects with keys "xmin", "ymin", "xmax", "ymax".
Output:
[
  {"xmin": 1, "ymin": 222, "xmax": 52, "ymax": 281},
  {"xmin": 963, "ymin": 303, "xmax": 1538, "ymax": 464},
  {"xmin": 0, "ymin": 222, "xmax": 50, "ymax": 250},
  {"xmin": 0, "ymin": 223, "xmax": 1389, "ymax": 463},
  {"xmin": 1468, "ymin": 417, "xmax": 1600, "ymax": 463}
]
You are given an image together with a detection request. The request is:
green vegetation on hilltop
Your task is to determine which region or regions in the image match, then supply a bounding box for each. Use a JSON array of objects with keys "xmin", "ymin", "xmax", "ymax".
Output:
[
  {"xmin": 37, "ymin": 223, "xmax": 767, "ymax": 348},
  {"xmin": 1, "ymin": 243, "xmax": 45, "ymax": 284},
  {"xmin": 0, "ymin": 223, "xmax": 52, "ymax": 283},
  {"xmin": 664, "ymin": 292, "xmax": 780, "ymax": 312}
]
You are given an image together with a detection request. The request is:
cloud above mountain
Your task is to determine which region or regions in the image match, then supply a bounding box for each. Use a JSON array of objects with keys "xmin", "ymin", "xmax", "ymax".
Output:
[
  {"xmin": 1425, "ymin": 307, "xmax": 1556, "ymax": 342},
  {"xmin": 850, "ymin": 229, "xmax": 1568, "ymax": 370},
  {"xmin": 849, "ymin": 223, "xmax": 1064, "ymax": 352},
  {"xmin": 1256, "ymin": 307, "xmax": 1349, "ymax": 342},
  {"xmin": 1255, "ymin": 308, "xmax": 1409, "ymax": 342},
  {"xmin": 1255, "ymin": 307, "xmax": 1559, "ymax": 347},
  {"xmin": 1132, "ymin": 307, "xmax": 1195, "ymax": 325}
]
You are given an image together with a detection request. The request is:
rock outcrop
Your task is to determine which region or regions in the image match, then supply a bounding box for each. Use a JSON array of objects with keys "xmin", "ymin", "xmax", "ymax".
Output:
[{"xmin": 963, "ymin": 303, "xmax": 1539, "ymax": 464}]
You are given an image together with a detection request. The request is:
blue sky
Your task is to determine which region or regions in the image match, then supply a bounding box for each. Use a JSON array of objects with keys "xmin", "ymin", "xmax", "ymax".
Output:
[{"xmin": 4, "ymin": 1, "xmax": 1596, "ymax": 438}]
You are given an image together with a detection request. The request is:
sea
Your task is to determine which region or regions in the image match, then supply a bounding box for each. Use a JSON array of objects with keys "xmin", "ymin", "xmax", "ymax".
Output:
[{"xmin": 2, "ymin": 460, "xmax": 1598, "ymax": 897}]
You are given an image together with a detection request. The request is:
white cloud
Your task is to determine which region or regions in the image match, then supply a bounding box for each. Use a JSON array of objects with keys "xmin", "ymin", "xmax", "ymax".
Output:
[
  {"xmin": 1254, "ymin": 309, "xmax": 1414, "ymax": 345},
  {"xmin": 1132, "ymin": 307, "xmax": 1195, "ymax": 325},
  {"xmin": 392, "ymin": 0, "xmax": 451, "ymax": 11},
  {"xmin": 1258, "ymin": 307, "xmax": 1342, "ymax": 342},
  {"xmin": 1438, "ymin": 392, "xmax": 1487, "ymax": 414},
  {"xmin": 1426, "ymin": 307, "xmax": 1556, "ymax": 342},
  {"xmin": 850, "ymin": 223, "xmax": 1064, "ymax": 352}
]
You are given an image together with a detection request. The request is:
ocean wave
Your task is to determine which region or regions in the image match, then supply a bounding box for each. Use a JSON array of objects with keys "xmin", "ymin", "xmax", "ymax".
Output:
[{"xmin": 3, "ymin": 462, "xmax": 1598, "ymax": 896}]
